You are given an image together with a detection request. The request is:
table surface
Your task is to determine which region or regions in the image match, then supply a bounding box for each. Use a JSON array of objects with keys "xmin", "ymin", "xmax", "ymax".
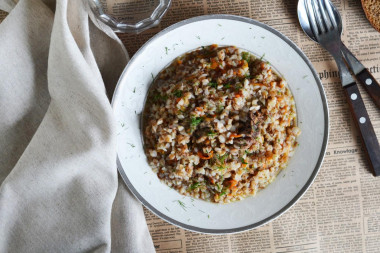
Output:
[{"xmin": 2, "ymin": 1, "xmax": 380, "ymax": 252}]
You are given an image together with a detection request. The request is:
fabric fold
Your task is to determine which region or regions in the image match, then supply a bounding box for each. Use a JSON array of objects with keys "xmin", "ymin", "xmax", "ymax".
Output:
[{"xmin": 0, "ymin": 0, "xmax": 155, "ymax": 252}]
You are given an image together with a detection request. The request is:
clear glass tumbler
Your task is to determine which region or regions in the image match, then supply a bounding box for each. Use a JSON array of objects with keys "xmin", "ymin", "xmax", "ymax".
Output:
[{"xmin": 87, "ymin": 0, "xmax": 171, "ymax": 33}]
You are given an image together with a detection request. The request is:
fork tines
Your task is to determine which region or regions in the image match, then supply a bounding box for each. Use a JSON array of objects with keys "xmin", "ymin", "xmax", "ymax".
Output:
[{"xmin": 305, "ymin": 0, "xmax": 337, "ymax": 35}]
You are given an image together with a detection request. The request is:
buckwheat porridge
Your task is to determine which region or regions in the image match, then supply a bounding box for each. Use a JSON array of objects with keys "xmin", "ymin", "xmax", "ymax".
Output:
[{"xmin": 143, "ymin": 45, "xmax": 300, "ymax": 203}]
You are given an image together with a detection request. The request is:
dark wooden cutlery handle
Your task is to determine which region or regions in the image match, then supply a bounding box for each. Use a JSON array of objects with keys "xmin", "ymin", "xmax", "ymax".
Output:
[
  {"xmin": 356, "ymin": 69, "xmax": 380, "ymax": 109},
  {"xmin": 344, "ymin": 83, "xmax": 380, "ymax": 176}
]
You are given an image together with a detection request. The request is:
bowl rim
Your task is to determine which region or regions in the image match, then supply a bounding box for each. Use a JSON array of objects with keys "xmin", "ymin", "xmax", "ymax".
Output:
[{"xmin": 112, "ymin": 14, "xmax": 329, "ymax": 234}]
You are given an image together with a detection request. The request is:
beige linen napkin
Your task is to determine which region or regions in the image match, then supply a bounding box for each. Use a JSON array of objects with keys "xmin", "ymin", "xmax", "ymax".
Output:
[{"xmin": 0, "ymin": 0, "xmax": 155, "ymax": 252}]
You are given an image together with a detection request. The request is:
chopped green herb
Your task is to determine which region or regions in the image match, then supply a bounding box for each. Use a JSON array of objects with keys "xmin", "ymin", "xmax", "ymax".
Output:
[
  {"xmin": 177, "ymin": 200, "xmax": 187, "ymax": 211},
  {"xmin": 242, "ymin": 52, "xmax": 250, "ymax": 62},
  {"xmin": 151, "ymin": 73, "xmax": 154, "ymax": 79},
  {"xmin": 207, "ymin": 131, "xmax": 217, "ymax": 137},
  {"xmin": 173, "ymin": 90, "xmax": 183, "ymax": 98},
  {"xmin": 127, "ymin": 143, "xmax": 135, "ymax": 148},
  {"xmin": 217, "ymin": 153, "xmax": 228, "ymax": 164},
  {"xmin": 208, "ymin": 214, "xmax": 210, "ymax": 218},
  {"xmin": 121, "ymin": 123, "xmax": 125, "ymax": 127},
  {"xmin": 216, "ymin": 165, "xmax": 225, "ymax": 170},
  {"xmin": 221, "ymin": 37, "xmax": 225, "ymax": 40},
  {"xmin": 189, "ymin": 182, "xmax": 201, "ymax": 190},
  {"xmin": 196, "ymin": 35, "xmax": 200, "ymax": 40},
  {"xmin": 240, "ymin": 158, "xmax": 248, "ymax": 164},
  {"xmin": 277, "ymin": 139, "xmax": 281, "ymax": 143},
  {"xmin": 165, "ymin": 207, "xmax": 170, "ymax": 211},
  {"xmin": 235, "ymin": 83, "xmax": 243, "ymax": 91},
  {"xmin": 261, "ymin": 36, "xmax": 265, "ymax": 39},
  {"xmin": 224, "ymin": 83, "xmax": 231, "ymax": 89},
  {"xmin": 190, "ymin": 117, "xmax": 203, "ymax": 128},
  {"xmin": 220, "ymin": 189, "xmax": 227, "ymax": 196},
  {"xmin": 133, "ymin": 87, "xmax": 136, "ymax": 93},
  {"xmin": 199, "ymin": 209, "xmax": 205, "ymax": 213},
  {"xmin": 217, "ymin": 105, "xmax": 224, "ymax": 113},
  {"xmin": 165, "ymin": 46, "xmax": 169, "ymax": 54},
  {"xmin": 260, "ymin": 53, "xmax": 265, "ymax": 61},
  {"xmin": 302, "ymin": 75, "xmax": 308, "ymax": 79},
  {"xmin": 209, "ymin": 81, "xmax": 218, "ymax": 88},
  {"xmin": 218, "ymin": 24, "xmax": 222, "ymax": 27}
]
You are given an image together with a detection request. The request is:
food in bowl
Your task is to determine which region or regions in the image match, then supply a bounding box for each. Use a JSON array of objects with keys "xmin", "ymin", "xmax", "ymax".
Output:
[{"xmin": 143, "ymin": 45, "xmax": 300, "ymax": 203}]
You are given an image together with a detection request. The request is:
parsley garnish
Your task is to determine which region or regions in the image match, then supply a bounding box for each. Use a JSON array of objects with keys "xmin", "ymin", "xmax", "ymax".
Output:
[
  {"xmin": 245, "ymin": 150, "xmax": 254, "ymax": 155},
  {"xmin": 191, "ymin": 117, "xmax": 202, "ymax": 127},
  {"xmin": 242, "ymin": 52, "xmax": 250, "ymax": 62},
  {"xmin": 190, "ymin": 117, "xmax": 203, "ymax": 131},
  {"xmin": 220, "ymin": 189, "xmax": 227, "ymax": 196},
  {"xmin": 207, "ymin": 131, "xmax": 217, "ymax": 137},
  {"xmin": 216, "ymin": 165, "xmax": 225, "ymax": 170},
  {"xmin": 235, "ymin": 84, "xmax": 243, "ymax": 91},
  {"xmin": 178, "ymin": 200, "xmax": 186, "ymax": 210},
  {"xmin": 189, "ymin": 182, "xmax": 201, "ymax": 190},
  {"xmin": 209, "ymin": 81, "xmax": 218, "ymax": 88},
  {"xmin": 240, "ymin": 158, "xmax": 248, "ymax": 164},
  {"xmin": 173, "ymin": 90, "xmax": 183, "ymax": 98},
  {"xmin": 224, "ymin": 83, "xmax": 231, "ymax": 89},
  {"xmin": 127, "ymin": 143, "xmax": 135, "ymax": 148},
  {"xmin": 218, "ymin": 153, "xmax": 228, "ymax": 164}
]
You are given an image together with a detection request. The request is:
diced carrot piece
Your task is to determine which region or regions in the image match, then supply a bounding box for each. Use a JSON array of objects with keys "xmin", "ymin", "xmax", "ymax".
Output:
[
  {"xmin": 198, "ymin": 150, "xmax": 214, "ymax": 160},
  {"xmin": 230, "ymin": 133, "xmax": 243, "ymax": 138},
  {"xmin": 228, "ymin": 179, "xmax": 238, "ymax": 190}
]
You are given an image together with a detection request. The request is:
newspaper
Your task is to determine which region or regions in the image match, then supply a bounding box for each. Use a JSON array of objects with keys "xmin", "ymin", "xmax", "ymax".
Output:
[{"xmin": 2, "ymin": 0, "xmax": 380, "ymax": 251}]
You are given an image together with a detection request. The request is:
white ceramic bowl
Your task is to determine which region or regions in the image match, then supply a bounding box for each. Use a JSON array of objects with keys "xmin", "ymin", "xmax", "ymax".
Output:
[{"xmin": 112, "ymin": 15, "xmax": 329, "ymax": 234}]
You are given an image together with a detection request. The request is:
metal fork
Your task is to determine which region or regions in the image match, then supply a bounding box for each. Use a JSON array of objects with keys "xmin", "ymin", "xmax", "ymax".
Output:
[{"xmin": 299, "ymin": 0, "xmax": 380, "ymax": 176}]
